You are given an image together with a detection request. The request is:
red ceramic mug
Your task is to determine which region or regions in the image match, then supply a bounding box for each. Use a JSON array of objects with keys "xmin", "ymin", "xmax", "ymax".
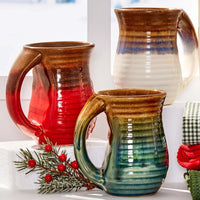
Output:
[{"xmin": 6, "ymin": 41, "xmax": 94, "ymax": 145}]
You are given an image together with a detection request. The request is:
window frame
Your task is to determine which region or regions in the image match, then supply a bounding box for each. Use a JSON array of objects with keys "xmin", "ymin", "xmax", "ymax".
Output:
[{"xmin": 0, "ymin": 0, "xmax": 113, "ymax": 101}]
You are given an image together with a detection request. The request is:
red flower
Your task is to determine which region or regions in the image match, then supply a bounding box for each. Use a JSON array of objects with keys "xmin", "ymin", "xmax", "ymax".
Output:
[{"xmin": 177, "ymin": 144, "xmax": 200, "ymax": 170}]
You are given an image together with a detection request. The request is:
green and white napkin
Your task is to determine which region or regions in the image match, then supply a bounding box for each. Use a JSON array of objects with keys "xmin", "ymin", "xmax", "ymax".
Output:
[
  {"xmin": 182, "ymin": 102, "xmax": 200, "ymax": 145},
  {"xmin": 184, "ymin": 170, "xmax": 200, "ymax": 200}
]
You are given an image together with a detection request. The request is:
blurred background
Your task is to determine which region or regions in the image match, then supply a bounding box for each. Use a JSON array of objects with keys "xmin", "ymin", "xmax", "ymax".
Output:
[{"xmin": 0, "ymin": 0, "xmax": 198, "ymax": 75}]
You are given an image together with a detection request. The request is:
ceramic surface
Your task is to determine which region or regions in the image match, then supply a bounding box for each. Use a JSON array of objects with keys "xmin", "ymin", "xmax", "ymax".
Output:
[
  {"xmin": 6, "ymin": 41, "xmax": 94, "ymax": 145},
  {"xmin": 74, "ymin": 89, "xmax": 168, "ymax": 196},
  {"xmin": 113, "ymin": 8, "xmax": 198, "ymax": 105}
]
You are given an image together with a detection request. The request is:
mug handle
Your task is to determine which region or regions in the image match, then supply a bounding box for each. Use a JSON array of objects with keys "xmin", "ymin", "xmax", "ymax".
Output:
[
  {"xmin": 177, "ymin": 10, "xmax": 198, "ymax": 90},
  {"xmin": 74, "ymin": 94, "xmax": 106, "ymax": 189},
  {"xmin": 6, "ymin": 48, "xmax": 43, "ymax": 139}
]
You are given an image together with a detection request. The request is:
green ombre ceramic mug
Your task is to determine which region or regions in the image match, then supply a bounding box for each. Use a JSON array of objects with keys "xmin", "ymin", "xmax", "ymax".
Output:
[{"xmin": 74, "ymin": 89, "xmax": 168, "ymax": 196}]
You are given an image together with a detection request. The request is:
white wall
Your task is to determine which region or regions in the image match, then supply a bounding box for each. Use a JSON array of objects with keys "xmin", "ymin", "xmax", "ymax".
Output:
[{"xmin": 0, "ymin": 1, "xmax": 87, "ymax": 76}]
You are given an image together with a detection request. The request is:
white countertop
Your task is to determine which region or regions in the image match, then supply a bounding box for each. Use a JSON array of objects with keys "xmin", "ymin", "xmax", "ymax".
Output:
[{"xmin": 0, "ymin": 183, "xmax": 191, "ymax": 200}]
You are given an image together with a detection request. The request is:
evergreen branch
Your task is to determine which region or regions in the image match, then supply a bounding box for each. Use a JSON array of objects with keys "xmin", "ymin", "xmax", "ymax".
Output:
[
  {"xmin": 14, "ymin": 138, "xmax": 97, "ymax": 193},
  {"xmin": 64, "ymin": 161, "xmax": 95, "ymax": 190}
]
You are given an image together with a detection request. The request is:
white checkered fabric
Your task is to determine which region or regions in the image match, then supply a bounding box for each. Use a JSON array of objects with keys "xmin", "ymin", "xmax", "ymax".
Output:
[{"xmin": 182, "ymin": 102, "xmax": 200, "ymax": 145}]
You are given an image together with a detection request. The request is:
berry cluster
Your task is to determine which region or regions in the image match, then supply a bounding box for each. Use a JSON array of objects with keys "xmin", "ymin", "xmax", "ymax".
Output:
[{"xmin": 27, "ymin": 144, "xmax": 79, "ymax": 183}]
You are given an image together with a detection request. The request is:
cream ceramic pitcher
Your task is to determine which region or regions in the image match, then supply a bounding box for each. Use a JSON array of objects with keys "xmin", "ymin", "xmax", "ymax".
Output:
[{"xmin": 113, "ymin": 8, "xmax": 198, "ymax": 105}]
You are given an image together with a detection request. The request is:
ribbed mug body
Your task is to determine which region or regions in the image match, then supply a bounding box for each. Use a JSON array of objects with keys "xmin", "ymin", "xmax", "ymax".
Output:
[
  {"xmin": 6, "ymin": 41, "xmax": 94, "ymax": 145},
  {"xmin": 100, "ymin": 89, "xmax": 168, "ymax": 196}
]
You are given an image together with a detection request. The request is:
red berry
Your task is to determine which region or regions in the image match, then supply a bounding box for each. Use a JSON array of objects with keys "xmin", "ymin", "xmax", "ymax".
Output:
[
  {"xmin": 71, "ymin": 161, "xmax": 79, "ymax": 169},
  {"xmin": 58, "ymin": 164, "xmax": 66, "ymax": 171},
  {"xmin": 59, "ymin": 154, "xmax": 67, "ymax": 162},
  {"xmin": 45, "ymin": 144, "xmax": 52, "ymax": 152},
  {"xmin": 45, "ymin": 174, "xmax": 52, "ymax": 182},
  {"xmin": 28, "ymin": 159, "xmax": 36, "ymax": 168}
]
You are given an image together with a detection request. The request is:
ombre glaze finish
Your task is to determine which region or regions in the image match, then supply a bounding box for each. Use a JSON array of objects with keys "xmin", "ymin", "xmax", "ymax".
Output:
[
  {"xmin": 74, "ymin": 89, "xmax": 168, "ymax": 196},
  {"xmin": 113, "ymin": 8, "xmax": 198, "ymax": 105},
  {"xmin": 6, "ymin": 42, "xmax": 94, "ymax": 144}
]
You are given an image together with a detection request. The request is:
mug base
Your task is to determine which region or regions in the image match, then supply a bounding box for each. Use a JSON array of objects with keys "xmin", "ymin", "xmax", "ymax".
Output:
[{"xmin": 106, "ymin": 190, "xmax": 158, "ymax": 197}]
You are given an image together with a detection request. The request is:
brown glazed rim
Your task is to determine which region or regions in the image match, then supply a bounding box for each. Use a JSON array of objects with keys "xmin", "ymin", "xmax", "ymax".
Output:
[
  {"xmin": 98, "ymin": 88, "xmax": 166, "ymax": 98},
  {"xmin": 24, "ymin": 41, "xmax": 95, "ymax": 50},
  {"xmin": 114, "ymin": 7, "xmax": 182, "ymax": 13}
]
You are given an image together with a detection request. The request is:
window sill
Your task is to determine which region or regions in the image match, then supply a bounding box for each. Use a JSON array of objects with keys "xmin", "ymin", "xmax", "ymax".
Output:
[{"xmin": 0, "ymin": 184, "xmax": 191, "ymax": 200}]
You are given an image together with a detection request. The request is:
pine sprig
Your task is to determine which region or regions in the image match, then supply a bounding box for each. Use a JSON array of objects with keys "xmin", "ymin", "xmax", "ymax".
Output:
[
  {"xmin": 37, "ymin": 172, "xmax": 84, "ymax": 194},
  {"xmin": 14, "ymin": 138, "xmax": 96, "ymax": 193}
]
